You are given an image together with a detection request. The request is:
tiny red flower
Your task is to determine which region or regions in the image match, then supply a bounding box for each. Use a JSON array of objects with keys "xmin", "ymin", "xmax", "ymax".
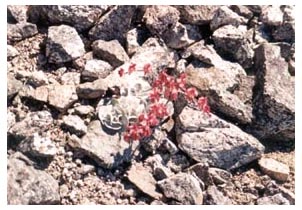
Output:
[
  {"xmin": 128, "ymin": 63, "xmax": 136, "ymax": 74},
  {"xmin": 147, "ymin": 113, "xmax": 159, "ymax": 126},
  {"xmin": 185, "ymin": 87, "xmax": 198, "ymax": 101},
  {"xmin": 143, "ymin": 63, "xmax": 152, "ymax": 75},
  {"xmin": 176, "ymin": 72, "xmax": 186, "ymax": 90},
  {"xmin": 150, "ymin": 103, "xmax": 168, "ymax": 119},
  {"xmin": 118, "ymin": 68, "xmax": 124, "ymax": 77},
  {"xmin": 197, "ymin": 97, "xmax": 210, "ymax": 114},
  {"xmin": 149, "ymin": 88, "xmax": 161, "ymax": 103}
]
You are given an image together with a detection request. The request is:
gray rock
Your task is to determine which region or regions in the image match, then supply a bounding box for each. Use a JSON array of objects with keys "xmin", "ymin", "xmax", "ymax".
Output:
[
  {"xmin": 28, "ymin": 71, "xmax": 49, "ymax": 87},
  {"xmin": 130, "ymin": 37, "xmax": 178, "ymax": 71},
  {"xmin": 205, "ymin": 185, "xmax": 233, "ymax": 204},
  {"xmin": 213, "ymin": 25, "xmax": 254, "ymax": 69},
  {"xmin": 175, "ymin": 5, "xmax": 220, "ymax": 25},
  {"xmin": 210, "ymin": 6, "xmax": 248, "ymax": 31},
  {"xmin": 260, "ymin": 6, "xmax": 283, "ymax": 26},
  {"xmin": 7, "ymin": 73, "xmax": 23, "ymax": 100},
  {"xmin": 208, "ymin": 168, "xmax": 232, "ymax": 185},
  {"xmin": 68, "ymin": 120, "xmax": 135, "ymax": 169},
  {"xmin": 185, "ymin": 163, "xmax": 212, "ymax": 186},
  {"xmin": 143, "ymin": 6, "xmax": 180, "ymax": 36},
  {"xmin": 184, "ymin": 40, "xmax": 246, "ymax": 76},
  {"xmin": 76, "ymin": 79, "xmax": 108, "ymax": 99},
  {"xmin": 7, "ymin": 45, "xmax": 19, "ymax": 60},
  {"xmin": 46, "ymin": 25, "xmax": 85, "ymax": 63},
  {"xmin": 19, "ymin": 85, "xmax": 49, "ymax": 103},
  {"xmin": 282, "ymin": 5, "xmax": 295, "ymax": 22},
  {"xmin": 230, "ymin": 5, "xmax": 253, "ymax": 19},
  {"xmin": 7, "ymin": 152, "xmax": 60, "ymax": 204},
  {"xmin": 126, "ymin": 28, "xmax": 143, "ymax": 56},
  {"xmin": 62, "ymin": 115, "xmax": 87, "ymax": 136},
  {"xmin": 162, "ymin": 22, "xmax": 202, "ymax": 49},
  {"xmin": 176, "ymin": 106, "xmax": 265, "ymax": 170},
  {"xmin": 7, "ymin": 5, "xmax": 28, "ymax": 22},
  {"xmin": 288, "ymin": 59, "xmax": 295, "ymax": 76},
  {"xmin": 258, "ymin": 157, "xmax": 290, "ymax": 182},
  {"xmin": 60, "ymin": 72, "xmax": 81, "ymax": 85},
  {"xmin": 253, "ymin": 43, "xmax": 294, "ymax": 141},
  {"xmin": 8, "ymin": 110, "xmax": 53, "ymax": 141},
  {"xmin": 7, "ymin": 111, "xmax": 16, "ymax": 131},
  {"xmin": 74, "ymin": 105, "xmax": 94, "ymax": 116},
  {"xmin": 158, "ymin": 173, "xmax": 203, "ymax": 204},
  {"xmin": 145, "ymin": 154, "xmax": 174, "ymax": 180},
  {"xmin": 17, "ymin": 133, "xmax": 57, "ymax": 157},
  {"xmin": 127, "ymin": 163, "xmax": 162, "ymax": 199},
  {"xmin": 89, "ymin": 6, "xmax": 136, "ymax": 45},
  {"xmin": 82, "ymin": 59, "xmax": 112, "ymax": 81},
  {"xmin": 92, "ymin": 39, "xmax": 129, "ymax": 68},
  {"xmin": 47, "ymin": 84, "xmax": 78, "ymax": 112},
  {"xmin": 28, "ymin": 5, "xmax": 109, "ymax": 32},
  {"xmin": 233, "ymin": 75, "xmax": 254, "ymax": 109},
  {"xmin": 185, "ymin": 62, "xmax": 252, "ymax": 124},
  {"xmin": 257, "ymin": 193, "xmax": 290, "ymax": 205},
  {"xmin": 273, "ymin": 21, "xmax": 295, "ymax": 43},
  {"xmin": 166, "ymin": 154, "xmax": 190, "ymax": 173},
  {"xmin": 73, "ymin": 52, "xmax": 94, "ymax": 70},
  {"xmin": 7, "ymin": 22, "xmax": 38, "ymax": 42},
  {"xmin": 246, "ymin": 6, "xmax": 264, "ymax": 14}
]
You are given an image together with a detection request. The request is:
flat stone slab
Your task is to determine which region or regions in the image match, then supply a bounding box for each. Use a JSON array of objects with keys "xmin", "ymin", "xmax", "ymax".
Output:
[
  {"xmin": 176, "ymin": 106, "xmax": 265, "ymax": 170},
  {"xmin": 258, "ymin": 157, "xmax": 290, "ymax": 182}
]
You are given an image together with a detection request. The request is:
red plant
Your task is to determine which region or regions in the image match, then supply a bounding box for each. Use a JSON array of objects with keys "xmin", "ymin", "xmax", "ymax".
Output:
[{"xmin": 118, "ymin": 63, "xmax": 210, "ymax": 142}]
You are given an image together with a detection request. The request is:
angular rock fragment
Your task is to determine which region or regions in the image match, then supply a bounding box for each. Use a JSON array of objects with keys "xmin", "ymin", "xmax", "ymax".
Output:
[
  {"xmin": 158, "ymin": 173, "xmax": 203, "ymax": 204},
  {"xmin": 18, "ymin": 133, "xmax": 57, "ymax": 158},
  {"xmin": 7, "ymin": 5, "xmax": 28, "ymax": 22},
  {"xmin": 162, "ymin": 22, "xmax": 202, "ymax": 49},
  {"xmin": 7, "ymin": 152, "xmax": 60, "ymax": 204},
  {"xmin": 230, "ymin": 5, "xmax": 253, "ymax": 19},
  {"xmin": 126, "ymin": 27, "xmax": 148, "ymax": 56},
  {"xmin": 68, "ymin": 120, "xmax": 135, "ymax": 169},
  {"xmin": 76, "ymin": 79, "xmax": 107, "ymax": 99},
  {"xmin": 62, "ymin": 115, "xmax": 87, "ymax": 136},
  {"xmin": 28, "ymin": 5, "xmax": 109, "ymax": 31},
  {"xmin": 74, "ymin": 105, "xmax": 94, "ymax": 116},
  {"xmin": 257, "ymin": 193, "xmax": 290, "ymax": 205},
  {"xmin": 213, "ymin": 25, "xmax": 254, "ymax": 68},
  {"xmin": 60, "ymin": 72, "xmax": 81, "ymax": 85},
  {"xmin": 175, "ymin": 5, "xmax": 219, "ymax": 25},
  {"xmin": 253, "ymin": 43, "xmax": 294, "ymax": 141},
  {"xmin": 185, "ymin": 62, "xmax": 252, "ymax": 124},
  {"xmin": 92, "ymin": 39, "xmax": 129, "ymax": 68},
  {"xmin": 8, "ymin": 110, "xmax": 53, "ymax": 141},
  {"xmin": 176, "ymin": 106, "xmax": 264, "ymax": 170},
  {"xmin": 89, "ymin": 6, "xmax": 136, "ymax": 45},
  {"xmin": 46, "ymin": 25, "xmax": 85, "ymax": 63},
  {"xmin": 47, "ymin": 84, "xmax": 78, "ymax": 111},
  {"xmin": 184, "ymin": 40, "xmax": 246, "ymax": 76},
  {"xmin": 7, "ymin": 45, "xmax": 19, "ymax": 60},
  {"xmin": 260, "ymin": 6, "xmax": 283, "ymax": 26},
  {"xmin": 82, "ymin": 59, "xmax": 112, "ymax": 81},
  {"xmin": 127, "ymin": 163, "xmax": 162, "ymax": 199},
  {"xmin": 258, "ymin": 158, "xmax": 290, "ymax": 182},
  {"xmin": 205, "ymin": 185, "xmax": 233, "ymax": 205},
  {"xmin": 7, "ymin": 22, "xmax": 38, "ymax": 42},
  {"xmin": 145, "ymin": 154, "xmax": 174, "ymax": 180},
  {"xmin": 7, "ymin": 73, "xmax": 23, "ymax": 100},
  {"xmin": 210, "ymin": 6, "xmax": 247, "ymax": 31},
  {"xmin": 143, "ymin": 5, "xmax": 179, "ymax": 36}
]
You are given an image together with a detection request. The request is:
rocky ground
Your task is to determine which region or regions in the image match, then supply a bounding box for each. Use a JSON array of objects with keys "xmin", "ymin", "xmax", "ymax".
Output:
[{"xmin": 7, "ymin": 5, "xmax": 295, "ymax": 205}]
